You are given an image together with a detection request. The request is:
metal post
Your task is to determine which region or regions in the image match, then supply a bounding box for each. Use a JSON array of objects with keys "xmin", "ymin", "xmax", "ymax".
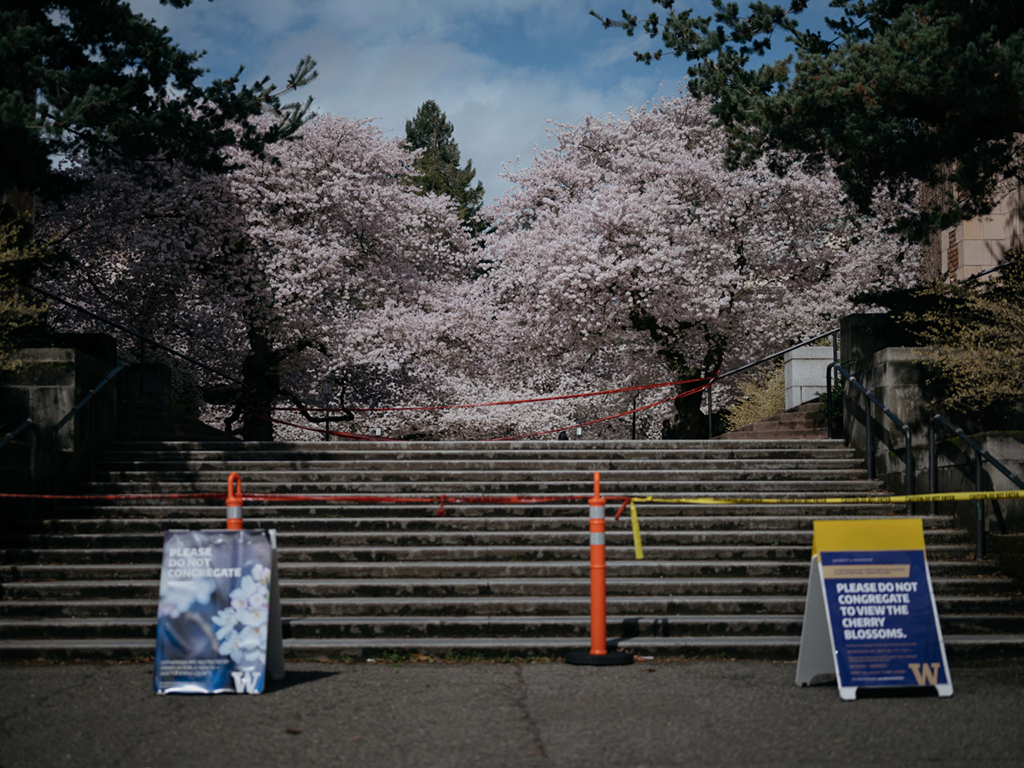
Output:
[
  {"xmin": 928, "ymin": 420, "xmax": 937, "ymax": 517},
  {"xmin": 322, "ymin": 381, "xmax": 332, "ymax": 442},
  {"xmin": 975, "ymin": 453, "xmax": 985, "ymax": 560},
  {"xmin": 631, "ymin": 393, "xmax": 637, "ymax": 440},
  {"xmin": 903, "ymin": 425, "xmax": 914, "ymax": 499},
  {"xmin": 565, "ymin": 472, "xmax": 632, "ymax": 666},
  {"xmin": 864, "ymin": 391, "xmax": 874, "ymax": 481},
  {"xmin": 588, "ymin": 477, "xmax": 607, "ymax": 656},
  {"xmin": 826, "ymin": 368, "xmax": 834, "ymax": 439},
  {"xmin": 706, "ymin": 382, "xmax": 713, "ymax": 439},
  {"xmin": 226, "ymin": 472, "xmax": 243, "ymax": 530}
]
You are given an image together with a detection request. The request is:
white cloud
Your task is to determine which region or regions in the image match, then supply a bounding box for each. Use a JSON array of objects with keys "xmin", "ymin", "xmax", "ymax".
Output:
[{"xmin": 130, "ymin": 0, "xmax": 680, "ymax": 199}]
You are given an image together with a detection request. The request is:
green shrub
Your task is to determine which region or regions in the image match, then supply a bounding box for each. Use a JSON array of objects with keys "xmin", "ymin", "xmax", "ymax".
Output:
[{"xmin": 725, "ymin": 361, "xmax": 785, "ymax": 431}]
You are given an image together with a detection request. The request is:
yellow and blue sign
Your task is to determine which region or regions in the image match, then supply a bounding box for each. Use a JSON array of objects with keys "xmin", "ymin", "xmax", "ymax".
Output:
[{"xmin": 796, "ymin": 519, "xmax": 953, "ymax": 700}]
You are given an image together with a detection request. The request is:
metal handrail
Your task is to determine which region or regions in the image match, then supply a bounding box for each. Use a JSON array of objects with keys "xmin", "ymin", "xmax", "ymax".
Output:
[
  {"xmin": 706, "ymin": 327, "xmax": 840, "ymax": 437},
  {"xmin": 961, "ymin": 262, "xmax": 1006, "ymax": 285},
  {"xmin": 0, "ymin": 418, "xmax": 34, "ymax": 451},
  {"xmin": 29, "ymin": 284, "xmax": 244, "ymax": 387},
  {"xmin": 51, "ymin": 361, "xmax": 129, "ymax": 488},
  {"xmin": 929, "ymin": 413, "xmax": 1018, "ymax": 559},
  {"xmin": 826, "ymin": 362, "xmax": 914, "ymax": 498}
]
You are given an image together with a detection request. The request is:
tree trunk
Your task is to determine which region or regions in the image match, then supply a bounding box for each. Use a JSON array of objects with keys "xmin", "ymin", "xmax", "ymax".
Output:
[
  {"xmin": 663, "ymin": 388, "xmax": 708, "ymax": 440},
  {"xmin": 241, "ymin": 334, "xmax": 280, "ymax": 441}
]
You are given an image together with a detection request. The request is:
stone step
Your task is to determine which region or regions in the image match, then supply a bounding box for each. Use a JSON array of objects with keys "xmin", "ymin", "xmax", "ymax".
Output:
[
  {"xmin": 715, "ymin": 429, "xmax": 827, "ymax": 441},
  {"xmin": 719, "ymin": 422, "xmax": 825, "ymax": 434},
  {"xmin": 1, "ymin": 527, "xmax": 972, "ymax": 551},
  {"xmin": 4, "ymin": 436, "xmax": 1020, "ymax": 662},
  {"xmin": 25, "ymin": 513, "xmax": 953, "ymax": 535},
  {"xmin": 4, "ymin": 593, "xmax": 1020, "ymax": 621},
  {"xmin": 99, "ymin": 457, "xmax": 864, "ymax": 472},
  {"xmin": 0, "ymin": 558, "xmax": 996, "ymax": 581},
  {"xmin": 715, "ymin": 402, "xmax": 830, "ymax": 441},
  {"xmin": 30, "ymin": 501, "xmax": 912, "ymax": 518},
  {"xmin": 3, "ymin": 575, "xmax": 1016, "ymax": 602},
  {"xmin": 99, "ymin": 467, "xmax": 870, "ymax": 483},
  {"xmin": 82, "ymin": 478, "xmax": 891, "ymax": 495},
  {"xmin": 0, "ymin": 543, "xmax": 979, "ymax": 569},
  {"xmin": 102, "ymin": 437, "xmax": 851, "ymax": 454}
]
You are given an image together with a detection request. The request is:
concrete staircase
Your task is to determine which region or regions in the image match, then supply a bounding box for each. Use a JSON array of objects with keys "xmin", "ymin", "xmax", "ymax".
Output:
[
  {"xmin": 2, "ymin": 439, "xmax": 1022, "ymax": 662},
  {"xmin": 716, "ymin": 401, "xmax": 828, "ymax": 441}
]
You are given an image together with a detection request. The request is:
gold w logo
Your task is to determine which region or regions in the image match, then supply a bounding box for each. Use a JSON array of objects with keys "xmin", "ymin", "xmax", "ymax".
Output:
[{"xmin": 908, "ymin": 662, "xmax": 942, "ymax": 686}]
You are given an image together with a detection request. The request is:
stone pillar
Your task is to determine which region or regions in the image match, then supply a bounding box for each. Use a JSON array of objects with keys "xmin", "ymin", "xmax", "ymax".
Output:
[
  {"xmin": 2, "ymin": 344, "xmax": 119, "ymax": 492},
  {"xmin": 783, "ymin": 347, "xmax": 834, "ymax": 410}
]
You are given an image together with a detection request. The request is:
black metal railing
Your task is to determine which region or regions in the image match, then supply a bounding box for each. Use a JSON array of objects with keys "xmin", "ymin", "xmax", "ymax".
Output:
[
  {"xmin": 929, "ymin": 414, "xmax": 1019, "ymax": 559},
  {"xmin": 0, "ymin": 417, "xmax": 34, "ymax": 452},
  {"xmin": 50, "ymin": 361, "xmax": 129, "ymax": 489},
  {"xmin": 826, "ymin": 362, "xmax": 914, "ymax": 498},
  {"xmin": 706, "ymin": 327, "xmax": 839, "ymax": 438}
]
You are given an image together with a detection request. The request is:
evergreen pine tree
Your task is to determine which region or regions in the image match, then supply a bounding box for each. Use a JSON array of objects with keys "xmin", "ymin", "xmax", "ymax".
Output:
[{"xmin": 405, "ymin": 100, "xmax": 485, "ymax": 236}]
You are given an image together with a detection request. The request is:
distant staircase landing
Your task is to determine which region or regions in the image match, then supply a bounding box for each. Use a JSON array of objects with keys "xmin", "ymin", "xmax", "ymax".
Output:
[{"xmin": 716, "ymin": 401, "xmax": 827, "ymax": 441}]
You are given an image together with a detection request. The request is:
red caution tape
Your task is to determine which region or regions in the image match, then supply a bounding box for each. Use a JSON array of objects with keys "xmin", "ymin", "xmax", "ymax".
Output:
[
  {"xmin": 266, "ymin": 376, "xmax": 714, "ymax": 415},
  {"xmin": 0, "ymin": 492, "xmax": 222, "ymax": 501}
]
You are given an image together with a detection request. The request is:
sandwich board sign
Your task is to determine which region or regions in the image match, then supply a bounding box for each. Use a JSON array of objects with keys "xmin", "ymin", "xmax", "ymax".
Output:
[
  {"xmin": 153, "ymin": 528, "xmax": 284, "ymax": 694},
  {"xmin": 795, "ymin": 518, "xmax": 953, "ymax": 700}
]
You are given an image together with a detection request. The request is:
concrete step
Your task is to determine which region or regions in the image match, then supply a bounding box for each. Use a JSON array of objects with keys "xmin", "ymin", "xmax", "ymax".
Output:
[
  {"xmin": 715, "ymin": 429, "xmax": 827, "ymax": 441},
  {"xmin": 0, "ymin": 557, "xmax": 998, "ymax": 581},
  {"xmin": 28, "ymin": 500, "xmax": 913, "ymax": 519},
  {"xmin": 98, "ymin": 457, "xmax": 864, "ymax": 472},
  {"xmin": 26, "ymin": 512, "xmax": 955, "ymax": 535},
  {"xmin": 5, "ymin": 592, "xmax": 1021, "ymax": 621},
  {"xmin": 3, "ymin": 437, "xmax": 1021, "ymax": 662},
  {"xmin": 716, "ymin": 401, "xmax": 829, "ymax": 441},
  {"xmin": 82, "ymin": 478, "xmax": 892, "ymax": 495},
  {"xmin": 98, "ymin": 468, "xmax": 872, "ymax": 484},
  {"xmin": 3, "ymin": 575, "xmax": 1016, "ymax": 602},
  {"xmin": 1, "ymin": 527, "xmax": 973, "ymax": 555}
]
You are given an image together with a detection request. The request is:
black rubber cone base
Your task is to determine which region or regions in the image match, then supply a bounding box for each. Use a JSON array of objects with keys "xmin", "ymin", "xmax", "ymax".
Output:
[{"xmin": 565, "ymin": 649, "xmax": 634, "ymax": 666}]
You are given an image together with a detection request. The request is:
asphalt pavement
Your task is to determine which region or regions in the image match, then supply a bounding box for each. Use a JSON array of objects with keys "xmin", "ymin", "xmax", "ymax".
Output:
[{"xmin": 2, "ymin": 657, "xmax": 1023, "ymax": 767}]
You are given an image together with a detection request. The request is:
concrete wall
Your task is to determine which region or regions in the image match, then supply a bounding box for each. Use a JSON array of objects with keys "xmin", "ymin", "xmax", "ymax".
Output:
[
  {"xmin": 838, "ymin": 313, "xmax": 893, "ymax": 372},
  {"xmin": 842, "ymin": 346, "xmax": 936, "ymax": 451},
  {"xmin": 1, "ymin": 343, "xmax": 121, "ymax": 494},
  {"xmin": 834, "ymin": 324, "xmax": 1024, "ymax": 546},
  {"xmin": 927, "ymin": 433, "xmax": 1024, "ymax": 536}
]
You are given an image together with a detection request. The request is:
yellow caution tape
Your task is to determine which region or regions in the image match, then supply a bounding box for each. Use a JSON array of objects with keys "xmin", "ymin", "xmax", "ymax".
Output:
[
  {"xmin": 629, "ymin": 499, "xmax": 644, "ymax": 560},
  {"xmin": 629, "ymin": 489, "xmax": 1024, "ymax": 506}
]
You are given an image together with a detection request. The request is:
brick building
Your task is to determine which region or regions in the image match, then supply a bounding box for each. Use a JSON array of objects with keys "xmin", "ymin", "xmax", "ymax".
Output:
[{"xmin": 922, "ymin": 182, "xmax": 1024, "ymax": 282}]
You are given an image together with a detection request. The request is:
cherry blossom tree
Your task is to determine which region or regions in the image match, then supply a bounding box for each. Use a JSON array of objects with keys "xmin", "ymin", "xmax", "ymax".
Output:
[
  {"xmin": 482, "ymin": 95, "xmax": 920, "ymax": 437},
  {"xmin": 344, "ymin": 284, "xmax": 674, "ymax": 441},
  {"xmin": 39, "ymin": 114, "xmax": 473, "ymax": 439},
  {"xmin": 38, "ymin": 97, "xmax": 921, "ymax": 442}
]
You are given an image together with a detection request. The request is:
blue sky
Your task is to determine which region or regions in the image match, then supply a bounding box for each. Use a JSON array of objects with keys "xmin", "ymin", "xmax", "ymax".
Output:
[{"xmin": 129, "ymin": 0, "xmax": 832, "ymax": 202}]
